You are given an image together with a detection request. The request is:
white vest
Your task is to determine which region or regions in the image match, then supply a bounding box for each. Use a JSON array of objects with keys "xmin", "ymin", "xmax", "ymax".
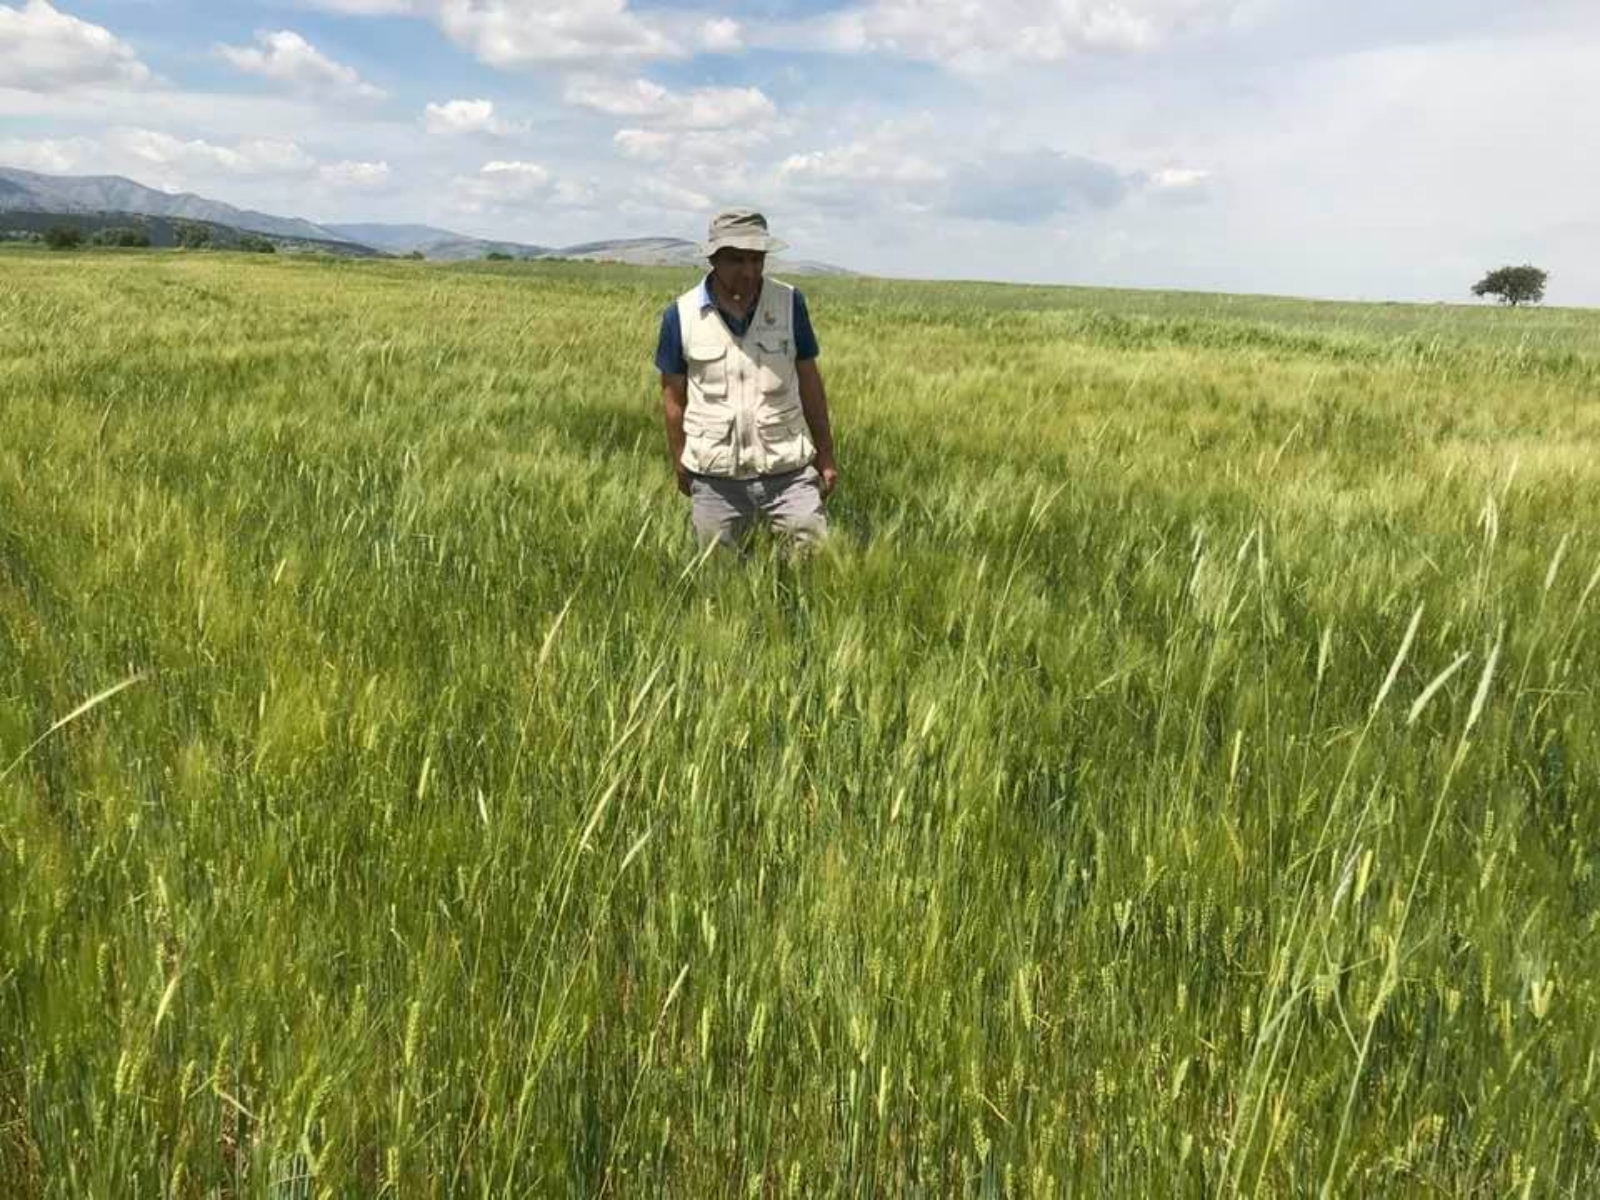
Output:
[{"xmin": 677, "ymin": 278, "xmax": 815, "ymax": 479}]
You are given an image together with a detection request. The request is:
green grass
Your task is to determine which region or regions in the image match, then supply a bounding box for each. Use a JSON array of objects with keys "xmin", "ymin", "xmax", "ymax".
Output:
[{"xmin": 2, "ymin": 248, "xmax": 1598, "ymax": 1197}]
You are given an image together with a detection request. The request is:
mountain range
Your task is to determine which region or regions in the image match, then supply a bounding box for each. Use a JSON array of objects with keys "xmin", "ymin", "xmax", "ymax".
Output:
[{"xmin": 0, "ymin": 166, "xmax": 850, "ymax": 274}]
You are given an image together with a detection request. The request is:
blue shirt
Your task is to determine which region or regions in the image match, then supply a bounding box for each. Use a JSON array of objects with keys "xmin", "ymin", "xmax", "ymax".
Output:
[{"xmin": 655, "ymin": 276, "xmax": 819, "ymax": 375}]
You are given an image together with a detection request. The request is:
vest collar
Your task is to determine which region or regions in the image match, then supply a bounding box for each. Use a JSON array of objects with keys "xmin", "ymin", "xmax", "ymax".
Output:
[{"xmin": 698, "ymin": 273, "xmax": 764, "ymax": 322}]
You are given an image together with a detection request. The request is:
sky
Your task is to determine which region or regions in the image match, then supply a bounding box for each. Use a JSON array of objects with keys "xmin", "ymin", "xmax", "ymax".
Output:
[{"xmin": 2, "ymin": 0, "xmax": 1597, "ymax": 304}]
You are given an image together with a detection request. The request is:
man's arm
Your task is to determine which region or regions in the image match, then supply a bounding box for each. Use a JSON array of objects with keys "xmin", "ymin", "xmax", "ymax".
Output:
[
  {"xmin": 662, "ymin": 373, "xmax": 690, "ymax": 495},
  {"xmin": 655, "ymin": 301, "xmax": 692, "ymax": 496},
  {"xmin": 796, "ymin": 359, "xmax": 838, "ymax": 497}
]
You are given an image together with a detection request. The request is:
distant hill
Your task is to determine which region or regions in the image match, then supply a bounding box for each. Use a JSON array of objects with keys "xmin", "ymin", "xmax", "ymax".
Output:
[
  {"xmin": 322, "ymin": 222, "xmax": 467, "ymax": 253},
  {"xmin": 554, "ymin": 236, "xmax": 701, "ymax": 266},
  {"xmin": 321, "ymin": 226, "xmax": 698, "ymax": 266},
  {"xmin": 775, "ymin": 259, "xmax": 854, "ymax": 278},
  {"xmin": 0, "ymin": 167, "xmax": 852, "ymax": 273},
  {"xmin": 418, "ymin": 236, "xmax": 551, "ymax": 262},
  {"xmin": 0, "ymin": 167, "xmax": 339, "ymax": 241},
  {"xmin": 0, "ymin": 209, "xmax": 383, "ymax": 257},
  {"xmin": 320, "ymin": 224, "xmax": 851, "ymax": 274},
  {"xmin": 539, "ymin": 236, "xmax": 851, "ymax": 276}
]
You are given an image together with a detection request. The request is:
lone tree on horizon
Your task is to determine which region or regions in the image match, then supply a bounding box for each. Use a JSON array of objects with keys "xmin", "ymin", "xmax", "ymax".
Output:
[{"xmin": 1472, "ymin": 265, "xmax": 1548, "ymax": 307}]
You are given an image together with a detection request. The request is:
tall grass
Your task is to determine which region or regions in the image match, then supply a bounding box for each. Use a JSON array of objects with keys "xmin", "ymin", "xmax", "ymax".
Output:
[{"xmin": 1, "ymin": 249, "xmax": 1597, "ymax": 1196}]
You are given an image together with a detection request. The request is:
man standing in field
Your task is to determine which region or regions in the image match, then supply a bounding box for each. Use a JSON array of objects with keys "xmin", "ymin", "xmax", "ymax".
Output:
[{"xmin": 656, "ymin": 208, "xmax": 839, "ymax": 551}]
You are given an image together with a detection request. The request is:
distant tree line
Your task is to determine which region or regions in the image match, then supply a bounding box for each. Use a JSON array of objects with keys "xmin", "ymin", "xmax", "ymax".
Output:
[
  {"xmin": 91, "ymin": 227, "xmax": 152, "ymax": 248},
  {"xmin": 43, "ymin": 223, "xmax": 156, "ymax": 250},
  {"xmin": 38, "ymin": 219, "xmax": 278, "ymax": 254}
]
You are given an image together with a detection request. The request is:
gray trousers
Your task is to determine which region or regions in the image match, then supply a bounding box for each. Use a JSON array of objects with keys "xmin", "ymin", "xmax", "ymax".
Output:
[{"xmin": 689, "ymin": 465, "xmax": 829, "ymax": 551}]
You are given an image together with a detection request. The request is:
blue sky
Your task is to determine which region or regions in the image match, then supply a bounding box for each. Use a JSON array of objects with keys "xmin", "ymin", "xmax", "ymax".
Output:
[{"xmin": 3, "ymin": 0, "xmax": 1598, "ymax": 304}]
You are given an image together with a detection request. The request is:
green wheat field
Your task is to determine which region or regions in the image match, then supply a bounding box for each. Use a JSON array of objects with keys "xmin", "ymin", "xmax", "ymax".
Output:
[{"xmin": 2, "ymin": 248, "xmax": 1598, "ymax": 1197}]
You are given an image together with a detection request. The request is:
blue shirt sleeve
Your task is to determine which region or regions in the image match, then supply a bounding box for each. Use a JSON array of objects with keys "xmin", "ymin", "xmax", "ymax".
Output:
[
  {"xmin": 655, "ymin": 304, "xmax": 686, "ymax": 375},
  {"xmin": 793, "ymin": 290, "xmax": 820, "ymax": 360}
]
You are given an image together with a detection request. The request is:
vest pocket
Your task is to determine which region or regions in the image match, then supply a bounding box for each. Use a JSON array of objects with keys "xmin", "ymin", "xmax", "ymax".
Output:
[
  {"xmin": 752, "ymin": 337, "xmax": 792, "ymax": 394},
  {"xmin": 755, "ymin": 407, "xmax": 812, "ymax": 472},
  {"xmin": 686, "ymin": 408, "xmax": 734, "ymax": 437},
  {"xmin": 684, "ymin": 409, "xmax": 736, "ymax": 474},
  {"xmin": 756, "ymin": 408, "xmax": 805, "ymax": 437},
  {"xmin": 686, "ymin": 341, "xmax": 728, "ymax": 393}
]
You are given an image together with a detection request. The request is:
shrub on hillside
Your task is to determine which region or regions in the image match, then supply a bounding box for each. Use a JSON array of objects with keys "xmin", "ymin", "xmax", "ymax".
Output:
[
  {"xmin": 89, "ymin": 227, "xmax": 152, "ymax": 248},
  {"xmin": 175, "ymin": 221, "xmax": 213, "ymax": 250},
  {"xmin": 45, "ymin": 225, "xmax": 84, "ymax": 250},
  {"xmin": 238, "ymin": 235, "xmax": 277, "ymax": 254}
]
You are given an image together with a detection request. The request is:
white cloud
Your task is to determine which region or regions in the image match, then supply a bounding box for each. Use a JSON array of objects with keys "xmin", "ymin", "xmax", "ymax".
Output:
[
  {"xmin": 109, "ymin": 128, "xmax": 317, "ymax": 177},
  {"xmin": 775, "ymin": 125, "xmax": 1203, "ymax": 226},
  {"xmin": 0, "ymin": 80, "xmax": 332, "ymax": 135},
  {"xmin": 613, "ymin": 126, "xmax": 770, "ymax": 172},
  {"xmin": 319, "ymin": 159, "xmax": 392, "ymax": 189},
  {"xmin": 611, "ymin": 128, "xmax": 671, "ymax": 161},
  {"xmin": 219, "ymin": 30, "xmax": 385, "ymax": 98},
  {"xmin": 1150, "ymin": 167, "xmax": 1211, "ymax": 191},
  {"xmin": 480, "ymin": 160, "xmax": 549, "ymax": 190},
  {"xmin": 636, "ymin": 177, "xmax": 714, "ymax": 212},
  {"xmin": 772, "ymin": 101, "xmax": 1220, "ymax": 226},
  {"xmin": 565, "ymin": 77, "xmax": 775, "ymax": 130},
  {"xmin": 433, "ymin": 0, "xmax": 680, "ymax": 65},
  {"xmin": 552, "ymin": 176, "xmax": 600, "ymax": 207},
  {"xmin": 810, "ymin": 0, "xmax": 1259, "ymax": 70},
  {"xmin": 423, "ymin": 98, "xmax": 505, "ymax": 135},
  {"xmin": 301, "ymin": 0, "xmax": 417, "ymax": 12},
  {"xmin": 774, "ymin": 120, "xmax": 949, "ymax": 212},
  {"xmin": 1144, "ymin": 166, "xmax": 1213, "ymax": 204},
  {"xmin": 937, "ymin": 149, "xmax": 1135, "ymax": 222},
  {"xmin": 451, "ymin": 159, "xmax": 557, "ymax": 212},
  {"xmin": 300, "ymin": 0, "xmax": 684, "ymax": 64},
  {"xmin": 0, "ymin": 0, "xmax": 152, "ymax": 90},
  {"xmin": 447, "ymin": 159, "xmax": 600, "ymax": 215},
  {"xmin": 0, "ymin": 134, "xmax": 96, "ymax": 172},
  {"xmin": 700, "ymin": 17, "xmax": 743, "ymax": 52},
  {"xmin": 781, "ymin": 142, "xmax": 945, "ymax": 188}
]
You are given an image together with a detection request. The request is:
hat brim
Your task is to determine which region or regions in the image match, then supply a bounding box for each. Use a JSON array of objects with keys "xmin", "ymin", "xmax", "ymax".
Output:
[{"xmin": 701, "ymin": 233, "xmax": 788, "ymax": 257}]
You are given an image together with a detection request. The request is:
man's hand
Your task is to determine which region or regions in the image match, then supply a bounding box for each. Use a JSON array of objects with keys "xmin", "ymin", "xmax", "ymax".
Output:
[
  {"xmin": 796, "ymin": 361, "xmax": 838, "ymax": 501},
  {"xmin": 662, "ymin": 373, "xmax": 690, "ymax": 496},
  {"xmin": 815, "ymin": 452, "xmax": 839, "ymax": 499}
]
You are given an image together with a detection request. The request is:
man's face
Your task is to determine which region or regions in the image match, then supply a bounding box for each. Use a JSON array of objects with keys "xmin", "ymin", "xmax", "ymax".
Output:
[{"xmin": 710, "ymin": 248, "xmax": 765, "ymax": 308}]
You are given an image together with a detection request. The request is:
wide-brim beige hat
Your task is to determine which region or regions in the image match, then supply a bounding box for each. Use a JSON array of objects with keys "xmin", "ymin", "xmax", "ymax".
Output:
[{"xmin": 699, "ymin": 207, "xmax": 788, "ymax": 257}]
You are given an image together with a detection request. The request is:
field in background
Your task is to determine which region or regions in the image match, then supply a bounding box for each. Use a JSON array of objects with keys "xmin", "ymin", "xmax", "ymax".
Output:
[{"xmin": 2, "ymin": 249, "xmax": 1598, "ymax": 1196}]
